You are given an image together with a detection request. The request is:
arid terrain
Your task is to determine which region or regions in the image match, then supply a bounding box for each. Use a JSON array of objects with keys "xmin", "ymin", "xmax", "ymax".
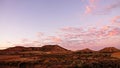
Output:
[{"xmin": 0, "ymin": 45, "xmax": 120, "ymax": 68}]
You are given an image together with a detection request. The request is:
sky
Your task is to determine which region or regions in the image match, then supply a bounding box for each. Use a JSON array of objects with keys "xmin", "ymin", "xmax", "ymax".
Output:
[{"xmin": 0, "ymin": 0, "xmax": 120, "ymax": 50}]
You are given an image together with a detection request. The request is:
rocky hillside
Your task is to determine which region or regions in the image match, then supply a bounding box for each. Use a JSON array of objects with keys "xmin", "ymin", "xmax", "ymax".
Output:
[
  {"xmin": 99, "ymin": 47, "xmax": 120, "ymax": 53},
  {"xmin": 111, "ymin": 52, "xmax": 120, "ymax": 59},
  {"xmin": 75, "ymin": 48, "xmax": 94, "ymax": 54},
  {"xmin": 39, "ymin": 45, "xmax": 71, "ymax": 53},
  {"xmin": 0, "ymin": 45, "xmax": 71, "ymax": 54},
  {"xmin": 0, "ymin": 46, "xmax": 120, "ymax": 68}
]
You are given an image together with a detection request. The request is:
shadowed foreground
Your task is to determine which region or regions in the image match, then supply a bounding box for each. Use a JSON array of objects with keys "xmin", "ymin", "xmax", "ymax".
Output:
[{"xmin": 0, "ymin": 45, "xmax": 120, "ymax": 68}]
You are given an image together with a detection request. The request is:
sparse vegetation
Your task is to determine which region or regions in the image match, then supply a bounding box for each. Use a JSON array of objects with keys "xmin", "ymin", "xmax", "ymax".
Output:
[{"xmin": 0, "ymin": 45, "xmax": 120, "ymax": 68}]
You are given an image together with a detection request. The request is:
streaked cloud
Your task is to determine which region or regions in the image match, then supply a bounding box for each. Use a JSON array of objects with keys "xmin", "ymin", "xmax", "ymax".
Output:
[
  {"xmin": 4, "ymin": 24, "xmax": 120, "ymax": 50},
  {"xmin": 58, "ymin": 25, "xmax": 120, "ymax": 50},
  {"xmin": 84, "ymin": 0, "xmax": 120, "ymax": 15},
  {"xmin": 105, "ymin": 2, "xmax": 120, "ymax": 12},
  {"xmin": 108, "ymin": 27, "xmax": 120, "ymax": 36}
]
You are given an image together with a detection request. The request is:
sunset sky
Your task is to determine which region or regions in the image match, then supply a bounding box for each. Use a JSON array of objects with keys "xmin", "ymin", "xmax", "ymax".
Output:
[{"xmin": 0, "ymin": 0, "xmax": 120, "ymax": 50}]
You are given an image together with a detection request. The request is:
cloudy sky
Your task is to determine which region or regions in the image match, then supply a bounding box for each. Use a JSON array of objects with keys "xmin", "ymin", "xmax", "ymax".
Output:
[{"xmin": 0, "ymin": 0, "xmax": 120, "ymax": 50}]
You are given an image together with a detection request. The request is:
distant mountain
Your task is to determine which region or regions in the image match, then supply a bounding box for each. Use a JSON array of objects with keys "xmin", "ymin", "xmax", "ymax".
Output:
[
  {"xmin": 4, "ymin": 46, "xmax": 27, "ymax": 51},
  {"xmin": 0, "ymin": 45, "xmax": 71, "ymax": 54},
  {"xmin": 0, "ymin": 46, "xmax": 26, "ymax": 54},
  {"xmin": 75, "ymin": 48, "xmax": 94, "ymax": 54},
  {"xmin": 1, "ymin": 45, "xmax": 120, "ymax": 54},
  {"xmin": 99, "ymin": 47, "xmax": 120, "ymax": 53},
  {"xmin": 39, "ymin": 45, "xmax": 71, "ymax": 53},
  {"xmin": 0, "ymin": 46, "xmax": 42, "ymax": 54}
]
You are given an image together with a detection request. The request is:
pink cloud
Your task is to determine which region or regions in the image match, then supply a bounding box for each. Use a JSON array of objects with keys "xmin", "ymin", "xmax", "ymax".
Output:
[
  {"xmin": 10, "ymin": 25, "xmax": 120, "ymax": 50},
  {"xmin": 36, "ymin": 32, "xmax": 44, "ymax": 37},
  {"xmin": 84, "ymin": 0, "xmax": 99, "ymax": 14},
  {"xmin": 50, "ymin": 36, "xmax": 62, "ymax": 43},
  {"xmin": 108, "ymin": 27, "xmax": 120, "ymax": 36},
  {"xmin": 112, "ymin": 16, "xmax": 120, "ymax": 23},
  {"xmin": 85, "ymin": 6, "xmax": 93, "ymax": 14},
  {"xmin": 60, "ymin": 26, "xmax": 82, "ymax": 33},
  {"xmin": 105, "ymin": 2, "xmax": 120, "ymax": 12},
  {"xmin": 84, "ymin": 0, "xmax": 120, "ymax": 15},
  {"xmin": 60, "ymin": 26, "xmax": 112, "ymax": 39},
  {"xmin": 58, "ymin": 25, "xmax": 120, "ymax": 50},
  {"xmin": 44, "ymin": 36, "xmax": 62, "ymax": 44}
]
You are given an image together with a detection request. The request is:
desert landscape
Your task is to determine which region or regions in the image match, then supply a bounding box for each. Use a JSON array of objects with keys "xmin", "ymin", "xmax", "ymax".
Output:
[
  {"xmin": 0, "ymin": 45, "xmax": 120, "ymax": 68},
  {"xmin": 1, "ymin": 0, "xmax": 120, "ymax": 68}
]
